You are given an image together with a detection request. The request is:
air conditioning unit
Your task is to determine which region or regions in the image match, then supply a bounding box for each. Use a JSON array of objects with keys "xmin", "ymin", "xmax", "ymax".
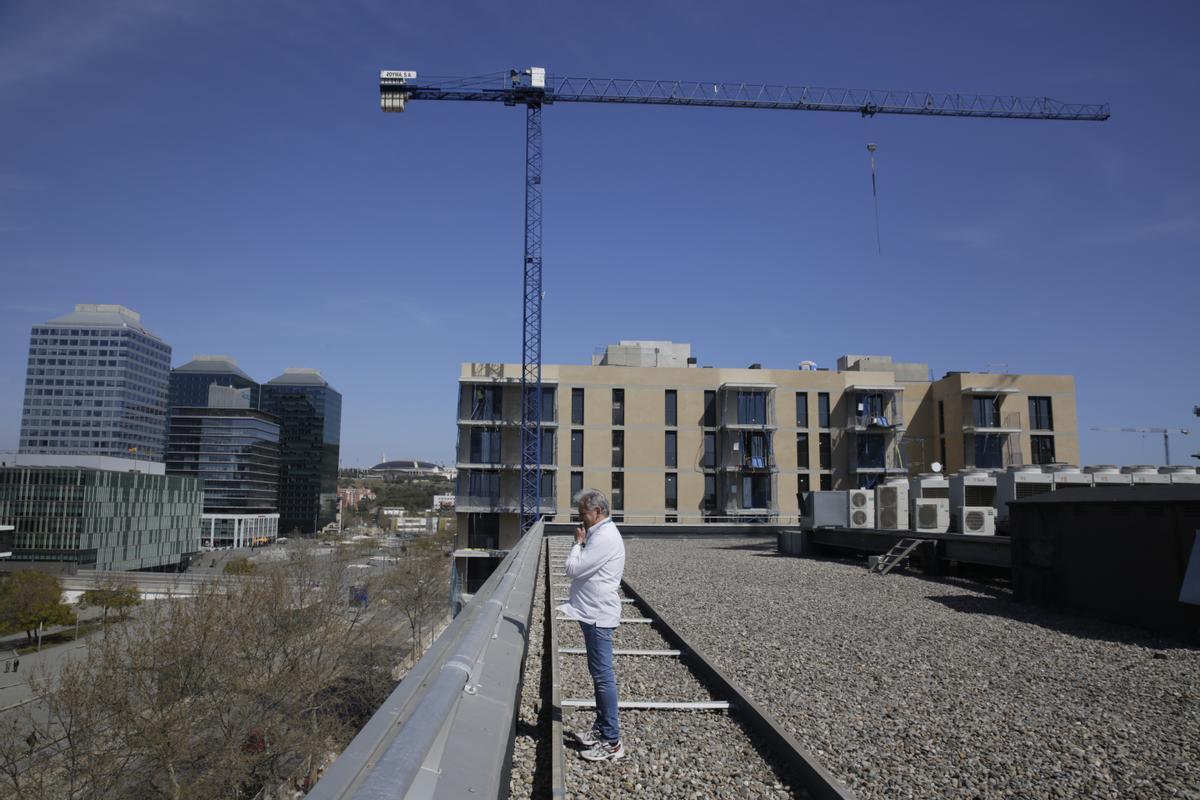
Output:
[
  {"xmin": 949, "ymin": 470, "xmax": 997, "ymax": 531},
  {"xmin": 912, "ymin": 498, "xmax": 950, "ymax": 533},
  {"xmin": 995, "ymin": 466, "xmax": 1054, "ymax": 523},
  {"xmin": 1049, "ymin": 465, "xmax": 1092, "ymax": 491},
  {"xmin": 960, "ymin": 506, "xmax": 996, "ymax": 536},
  {"xmin": 1123, "ymin": 465, "xmax": 1171, "ymax": 485},
  {"xmin": 1160, "ymin": 466, "xmax": 1200, "ymax": 484},
  {"xmin": 875, "ymin": 482, "xmax": 909, "ymax": 530},
  {"xmin": 847, "ymin": 489, "xmax": 874, "ymax": 529},
  {"xmin": 1084, "ymin": 465, "xmax": 1131, "ymax": 486},
  {"xmin": 802, "ymin": 491, "xmax": 849, "ymax": 529}
]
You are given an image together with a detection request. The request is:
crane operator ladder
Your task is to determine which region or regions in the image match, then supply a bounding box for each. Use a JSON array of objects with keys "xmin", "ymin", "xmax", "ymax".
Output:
[{"xmin": 379, "ymin": 68, "xmax": 1110, "ymax": 533}]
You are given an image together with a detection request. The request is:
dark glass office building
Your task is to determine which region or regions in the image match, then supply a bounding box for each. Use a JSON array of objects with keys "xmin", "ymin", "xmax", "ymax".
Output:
[
  {"xmin": 168, "ymin": 355, "xmax": 260, "ymax": 411},
  {"xmin": 19, "ymin": 304, "xmax": 172, "ymax": 461},
  {"xmin": 260, "ymin": 369, "xmax": 342, "ymax": 535},
  {"xmin": 165, "ymin": 407, "xmax": 281, "ymax": 547}
]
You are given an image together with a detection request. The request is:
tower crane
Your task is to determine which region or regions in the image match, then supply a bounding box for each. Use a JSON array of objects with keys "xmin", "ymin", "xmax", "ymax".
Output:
[
  {"xmin": 1090, "ymin": 426, "xmax": 1191, "ymax": 464},
  {"xmin": 379, "ymin": 68, "xmax": 1111, "ymax": 532}
]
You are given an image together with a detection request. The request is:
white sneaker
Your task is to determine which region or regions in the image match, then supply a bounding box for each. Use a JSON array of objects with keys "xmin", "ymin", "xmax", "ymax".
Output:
[
  {"xmin": 580, "ymin": 739, "xmax": 625, "ymax": 762},
  {"xmin": 577, "ymin": 724, "xmax": 602, "ymax": 747}
]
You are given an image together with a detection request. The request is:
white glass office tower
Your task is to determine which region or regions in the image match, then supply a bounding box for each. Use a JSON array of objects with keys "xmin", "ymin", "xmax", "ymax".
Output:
[{"xmin": 18, "ymin": 304, "xmax": 172, "ymax": 462}]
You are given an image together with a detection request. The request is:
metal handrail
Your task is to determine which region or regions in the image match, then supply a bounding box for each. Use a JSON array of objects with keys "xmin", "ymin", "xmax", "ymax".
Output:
[{"xmin": 308, "ymin": 520, "xmax": 544, "ymax": 800}]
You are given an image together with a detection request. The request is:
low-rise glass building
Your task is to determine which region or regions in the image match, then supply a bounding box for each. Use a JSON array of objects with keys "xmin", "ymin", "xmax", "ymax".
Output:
[{"xmin": 0, "ymin": 467, "xmax": 202, "ymax": 571}]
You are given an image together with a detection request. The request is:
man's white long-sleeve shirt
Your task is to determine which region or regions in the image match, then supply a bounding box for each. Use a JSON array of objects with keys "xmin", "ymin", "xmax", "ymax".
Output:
[{"xmin": 556, "ymin": 517, "xmax": 625, "ymax": 628}]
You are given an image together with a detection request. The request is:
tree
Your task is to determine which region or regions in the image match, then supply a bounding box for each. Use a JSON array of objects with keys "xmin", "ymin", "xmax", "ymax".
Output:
[
  {"xmin": 78, "ymin": 578, "xmax": 141, "ymax": 623},
  {"xmin": 0, "ymin": 570, "xmax": 76, "ymax": 644},
  {"xmin": 375, "ymin": 530, "xmax": 453, "ymax": 659},
  {"xmin": 0, "ymin": 543, "xmax": 407, "ymax": 799}
]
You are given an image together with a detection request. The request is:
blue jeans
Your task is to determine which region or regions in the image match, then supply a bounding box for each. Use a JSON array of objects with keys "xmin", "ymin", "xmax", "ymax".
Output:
[{"xmin": 579, "ymin": 621, "xmax": 620, "ymax": 743}]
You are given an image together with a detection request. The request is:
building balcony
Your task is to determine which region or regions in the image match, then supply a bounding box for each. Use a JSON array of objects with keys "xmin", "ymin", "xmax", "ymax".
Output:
[
  {"xmin": 455, "ymin": 495, "xmax": 557, "ymax": 514},
  {"xmin": 960, "ymin": 385, "xmax": 1022, "ymax": 396},
  {"xmin": 847, "ymin": 414, "xmax": 905, "ymax": 431},
  {"xmin": 962, "ymin": 411, "xmax": 1024, "ymax": 435},
  {"xmin": 717, "ymin": 429, "xmax": 777, "ymax": 471},
  {"xmin": 845, "ymin": 385, "xmax": 904, "ymax": 431},
  {"xmin": 716, "ymin": 383, "xmax": 777, "ymax": 429},
  {"xmin": 457, "ymin": 381, "xmax": 557, "ymax": 427}
]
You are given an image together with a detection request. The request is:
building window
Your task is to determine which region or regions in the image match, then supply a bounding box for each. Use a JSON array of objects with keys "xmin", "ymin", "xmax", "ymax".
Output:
[
  {"xmin": 665, "ymin": 390, "xmax": 677, "ymax": 427},
  {"xmin": 703, "ymin": 473, "xmax": 716, "ymax": 511},
  {"xmin": 939, "ymin": 438, "xmax": 947, "ymax": 467},
  {"xmin": 469, "ymin": 428, "xmax": 502, "ymax": 464},
  {"xmin": 466, "ymin": 513, "xmax": 499, "ymax": 550},
  {"xmin": 539, "ymin": 387, "xmax": 555, "ymax": 423},
  {"xmin": 818, "ymin": 432, "xmax": 832, "ymax": 470},
  {"xmin": 665, "ymin": 472, "xmax": 678, "ymax": 510},
  {"xmin": 1029, "ymin": 397, "xmax": 1054, "ymax": 431},
  {"xmin": 856, "ymin": 434, "xmax": 885, "ymax": 470},
  {"xmin": 703, "ymin": 390, "xmax": 716, "ymax": 427},
  {"xmin": 611, "ymin": 389, "xmax": 624, "ymax": 426},
  {"xmin": 540, "ymin": 429, "xmax": 554, "ymax": 465},
  {"xmin": 937, "ymin": 400, "xmax": 945, "ymax": 435},
  {"xmin": 702, "ymin": 432, "xmax": 716, "ymax": 468},
  {"xmin": 820, "ymin": 473, "xmax": 832, "ymax": 491},
  {"xmin": 817, "ymin": 392, "xmax": 830, "ymax": 428},
  {"xmin": 796, "ymin": 432, "xmax": 809, "ymax": 468},
  {"xmin": 972, "ymin": 434, "xmax": 1004, "ymax": 469},
  {"xmin": 612, "ymin": 430, "xmax": 624, "ymax": 469},
  {"xmin": 741, "ymin": 474, "xmax": 770, "ymax": 509},
  {"xmin": 571, "ymin": 388, "xmax": 584, "ymax": 425},
  {"xmin": 612, "ymin": 471, "xmax": 624, "ymax": 511},
  {"xmin": 972, "ymin": 397, "xmax": 1000, "ymax": 428},
  {"xmin": 796, "ymin": 393, "xmax": 808, "ymax": 427},
  {"xmin": 570, "ymin": 471, "xmax": 583, "ymax": 499},
  {"xmin": 737, "ymin": 391, "xmax": 768, "ymax": 425},
  {"xmin": 797, "ymin": 473, "xmax": 811, "ymax": 494},
  {"xmin": 571, "ymin": 431, "xmax": 583, "ymax": 467},
  {"xmin": 1031, "ymin": 435, "xmax": 1056, "ymax": 465},
  {"xmin": 665, "ymin": 430, "xmax": 677, "ymax": 467},
  {"xmin": 541, "ymin": 471, "xmax": 555, "ymax": 503},
  {"xmin": 466, "ymin": 385, "xmax": 503, "ymax": 421}
]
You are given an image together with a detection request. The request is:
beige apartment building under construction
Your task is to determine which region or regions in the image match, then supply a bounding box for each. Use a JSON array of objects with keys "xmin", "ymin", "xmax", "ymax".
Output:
[{"xmin": 453, "ymin": 342, "xmax": 1077, "ymax": 590}]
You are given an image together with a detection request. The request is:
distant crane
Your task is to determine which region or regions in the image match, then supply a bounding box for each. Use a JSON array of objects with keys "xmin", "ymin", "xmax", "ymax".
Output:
[
  {"xmin": 1090, "ymin": 426, "xmax": 1191, "ymax": 464},
  {"xmin": 379, "ymin": 68, "xmax": 1111, "ymax": 532}
]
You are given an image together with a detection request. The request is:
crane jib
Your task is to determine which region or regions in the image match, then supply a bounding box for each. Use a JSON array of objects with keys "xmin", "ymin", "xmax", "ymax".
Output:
[{"xmin": 380, "ymin": 77, "xmax": 1110, "ymax": 121}]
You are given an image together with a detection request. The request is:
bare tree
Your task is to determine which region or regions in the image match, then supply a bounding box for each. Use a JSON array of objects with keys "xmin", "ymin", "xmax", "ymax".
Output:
[{"xmin": 0, "ymin": 543, "xmax": 406, "ymax": 799}]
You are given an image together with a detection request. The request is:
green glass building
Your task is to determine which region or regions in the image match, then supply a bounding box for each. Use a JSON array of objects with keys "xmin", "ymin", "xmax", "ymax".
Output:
[{"xmin": 0, "ymin": 467, "xmax": 202, "ymax": 571}]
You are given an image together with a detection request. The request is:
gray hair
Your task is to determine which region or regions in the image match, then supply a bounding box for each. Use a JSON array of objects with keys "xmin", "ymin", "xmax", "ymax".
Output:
[{"xmin": 572, "ymin": 488, "xmax": 610, "ymax": 517}]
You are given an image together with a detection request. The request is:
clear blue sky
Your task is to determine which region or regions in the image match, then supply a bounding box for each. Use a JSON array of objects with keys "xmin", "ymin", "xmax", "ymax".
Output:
[{"xmin": 2, "ymin": 0, "xmax": 1198, "ymax": 467}]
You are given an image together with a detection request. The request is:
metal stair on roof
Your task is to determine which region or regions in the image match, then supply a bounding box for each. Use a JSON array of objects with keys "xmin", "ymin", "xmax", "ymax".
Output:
[{"xmin": 871, "ymin": 537, "xmax": 928, "ymax": 576}]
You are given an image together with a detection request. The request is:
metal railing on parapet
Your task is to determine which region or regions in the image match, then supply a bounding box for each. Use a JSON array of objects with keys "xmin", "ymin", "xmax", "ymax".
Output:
[{"xmin": 307, "ymin": 519, "xmax": 544, "ymax": 800}]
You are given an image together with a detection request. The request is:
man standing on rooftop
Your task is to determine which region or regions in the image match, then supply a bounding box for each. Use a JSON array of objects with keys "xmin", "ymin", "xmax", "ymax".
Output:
[{"xmin": 559, "ymin": 488, "xmax": 626, "ymax": 761}]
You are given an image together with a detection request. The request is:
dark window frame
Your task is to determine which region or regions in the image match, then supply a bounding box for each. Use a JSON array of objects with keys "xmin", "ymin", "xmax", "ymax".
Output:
[
  {"xmin": 818, "ymin": 432, "xmax": 832, "ymax": 470},
  {"xmin": 570, "ymin": 431, "xmax": 584, "ymax": 467},
  {"xmin": 1031, "ymin": 434, "xmax": 1056, "ymax": 465},
  {"xmin": 611, "ymin": 388, "xmax": 625, "ymax": 426},
  {"xmin": 1029, "ymin": 396, "xmax": 1054, "ymax": 431},
  {"xmin": 703, "ymin": 390, "xmax": 716, "ymax": 427},
  {"xmin": 571, "ymin": 388, "xmax": 584, "ymax": 425},
  {"xmin": 796, "ymin": 432, "xmax": 810, "ymax": 468}
]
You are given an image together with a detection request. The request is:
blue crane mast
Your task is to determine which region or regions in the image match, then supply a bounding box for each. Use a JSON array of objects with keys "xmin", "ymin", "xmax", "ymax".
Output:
[{"xmin": 380, "ymin": 68, "xmax": 1110, "ymax": 534}]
